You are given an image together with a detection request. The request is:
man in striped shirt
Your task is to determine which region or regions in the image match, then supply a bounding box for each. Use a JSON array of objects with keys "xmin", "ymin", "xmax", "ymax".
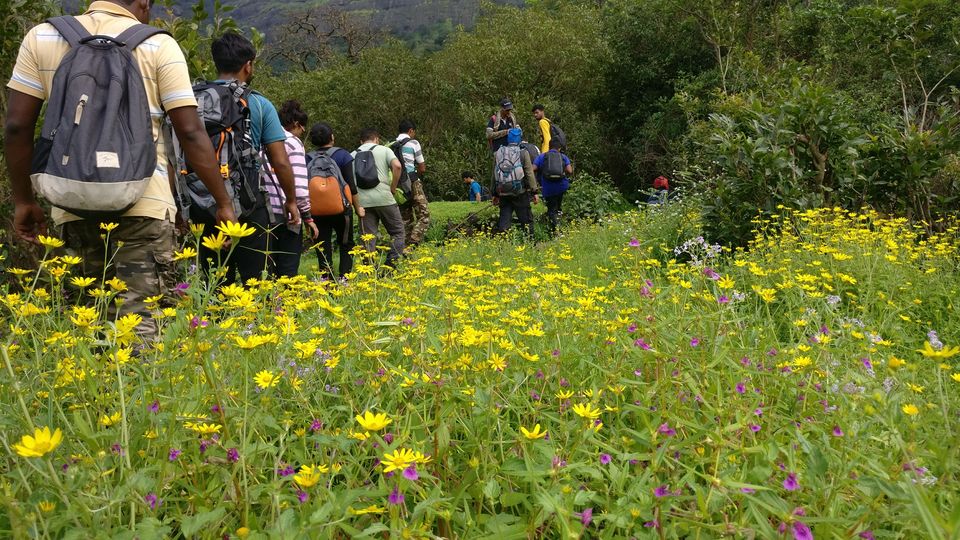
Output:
[{"xmin": 263, "ymin": 100, "xmax": 317, "ymax": 277}]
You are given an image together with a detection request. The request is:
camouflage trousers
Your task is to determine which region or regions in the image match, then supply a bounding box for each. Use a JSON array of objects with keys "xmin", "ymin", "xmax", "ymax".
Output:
[
  {"xmin": 61, "ymin": 217, "xmax": 176, "ymax": 340},
  {"xmin": 399, "ymin": 179, "xmax": 431, "ymax": 246}
]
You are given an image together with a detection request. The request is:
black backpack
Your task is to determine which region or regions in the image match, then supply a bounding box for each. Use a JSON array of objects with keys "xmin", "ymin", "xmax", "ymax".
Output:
[
  {"xmin": 542, "ymin": 151, "xmax": 566, "ymax": 181},
  {"xmin": 31, "ymin": 17, "xmax": 168, "ymax": 219},
  {"xmin": 547, "ymin": 119, "xmax": 567, "ymax": 151},
  {"xmin": 388, "ymin": 136, "xmax": 416, "ymax": 198},
  {"xmin": 353, "ymin": 146, "xmax": 381, "ymax": 189},
  {"xmin": 174, "ymin": 81, "xmax": 263, "ymax": 220}
]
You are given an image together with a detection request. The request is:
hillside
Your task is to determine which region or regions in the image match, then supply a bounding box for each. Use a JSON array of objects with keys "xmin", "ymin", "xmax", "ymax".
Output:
[{"xmin": 63, "ymin": 0, "xmax": 524, "ymax": 40}]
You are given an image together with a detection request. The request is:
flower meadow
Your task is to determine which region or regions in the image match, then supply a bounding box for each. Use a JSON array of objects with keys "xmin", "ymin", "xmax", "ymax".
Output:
[{"xmin": 1, "ymin": 204, "xmax": 959, "ymax": 539}]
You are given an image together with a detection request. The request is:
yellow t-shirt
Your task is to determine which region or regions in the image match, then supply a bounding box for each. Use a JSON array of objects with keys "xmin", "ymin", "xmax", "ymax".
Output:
[
  {"xmin": 538, "ymin": 118, "xmax": 552, "ymax": 154},
  {"xmin": 7, "ymin": 1, "xmax": 198, "ymax": 225}
]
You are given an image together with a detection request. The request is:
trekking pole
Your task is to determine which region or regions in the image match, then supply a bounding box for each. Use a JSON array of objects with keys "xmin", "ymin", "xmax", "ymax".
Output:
[{"xmin": 446, "ymin": 203, "xmax": 498, "ymax": 236}]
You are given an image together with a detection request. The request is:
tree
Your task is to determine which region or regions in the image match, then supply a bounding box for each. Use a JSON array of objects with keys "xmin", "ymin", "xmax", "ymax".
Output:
[{"xmin": 264, "ymin": 6, "xmax": 382, "ymax": 72}]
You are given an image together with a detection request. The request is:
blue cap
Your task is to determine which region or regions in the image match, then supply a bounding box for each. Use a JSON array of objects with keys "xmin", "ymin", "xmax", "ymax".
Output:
[{"xmin": 507, "ymin": 127, "xmax": 522, "ymax": 144}]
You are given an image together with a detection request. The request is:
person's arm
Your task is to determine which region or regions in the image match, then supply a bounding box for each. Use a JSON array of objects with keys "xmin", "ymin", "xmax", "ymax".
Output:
[
  {"xmin": 264, "ymin": 141, "xmax": 301, "ymax": 226},
  {"xmin": 389, "ymin": 157, "xmax": 402, "ymax": 194},
  {"xmin": 564, "ymin": 154, "xmax": 574, "ymax": 175},
  {"xmin": 168, "ymin": 107, "xmax": 238, "ymax": 225},
  {"xmin": 486, "ymin": 116, "xmax": 506, "ymax": 141},
  {"xmin": 522, "ymin": 151, "xmax": 539, "ymax": 203},
  {"xmin": 288, "ymin": 138, "xmax": 316, "ymax": 238},
  {"xmin": 413, "ymin": 141, "xmax": 426, "ymax": 174},
  {"xmin": 5, "ymin": 90, "xmax": 46, "ymax": 242},
  {"xmin": 539, "ymin": 118, "xmax": 551, "ymax": 154},
  {"xmin": 473, "ymin": 184, "xmax": 481, "ymax": 203}
]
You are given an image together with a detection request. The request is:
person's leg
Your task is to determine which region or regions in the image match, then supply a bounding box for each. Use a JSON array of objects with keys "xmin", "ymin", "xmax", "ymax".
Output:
[
  {"xmin": 314, "ymin": 215, "xmax": 336, "ymax": 279},
  {"xmin": 360, "ymin": 209, "xmax": 381, "ymax": 258},
  {"xmin": 555, "ymin": 191, "xmax": 565, "ymax": 233},
  {"xmin": 497, "ymin": 197, "xmax": 515, "ymax": 233},
  {"xmin": 408, "ymin": 179, "xmax": 431, "ymax": 245},
  {"xmin": 189, "ymin": 210, "xmax": 224, "ymax": 281},
  {"xmin": 62, "ymin": 219, "xmax": 109, "ymax": 288},
  {"xmin": 109, "ymin": 217, "xmax": 176, "ymax": 338},
  {"xmin": 545, "ymin": 195, "xmax": 561, "ymax": 236},
  {"xmin": 399, "ymin": 199, "xmax": 413, "ymax": 245},
  {"xmin": 336, "ymin": 213, "xmax": 355, "ymax": 276},
  {"xmin": 515, "ymin": 192, "xmax": 534, "ymax": 239},
  {"xmin": 231, "ymin": 206, "xmax": 271, "ymax": 284},
  {"xmin": 271, "ymin": 225, "xmax": 303, "ymax": 278},
  {"xmin": 378, "ymin": 204, "xmax": 406, "ymax": 265}
]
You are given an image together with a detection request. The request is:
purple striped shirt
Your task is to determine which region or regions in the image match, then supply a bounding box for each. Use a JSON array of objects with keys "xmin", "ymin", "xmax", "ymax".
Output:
[{"xmin": 263, "ymin": 129, "xmax": 310, "ymax": 223}]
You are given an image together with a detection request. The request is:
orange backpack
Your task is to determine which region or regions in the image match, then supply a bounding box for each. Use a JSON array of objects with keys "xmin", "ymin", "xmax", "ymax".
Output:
[{"xmin": 307, "ymin": 148, "xmax": 351, "ymax": 216}]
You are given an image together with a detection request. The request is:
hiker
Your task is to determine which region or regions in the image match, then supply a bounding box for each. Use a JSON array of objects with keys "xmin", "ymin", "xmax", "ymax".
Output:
[
  {"xmin": 486, "ymin": 98, "xmax": 519, "ymax": 154},
  {"xmin": 521, "ymin": 138, "xmax": 541, "ymax": 164},
  {"xmin": 191, "ymin": 31, "xmax": 301, "ymax": 285},
  {"xmin": 353, "ymin": 128, "xmax": 405, "ymax": 267},
  {"xmin": 491, "ymin": 128, "xmax": 539, "ymax": 238},
  {"xmin": 263, "ymin": 100, "xmax": 317, "ymax": 278},
  {"xmin": 393, "ymin": 120, "xmax": 430, "ymax": 247},
  {"xmin": 647, "ymin": 176, "xmax": 669, "ymax": 205},
  {"xmin": 532, "ymin": 139, "xmax": 573, "ymax": 236},
  {"xmin": 308, "ymin": 122, "xmax": 361, "ymax": 280},
  {"xmin": 464, "ymin": 171, "xmax": 483, "ymax": 203},
  {"xmin": 5, "ymin": 0, "xmax": 238, "ymax": 338},
  {"xmin": 532, "ymin": 104, "xmax": 567, "ymax": 153}
]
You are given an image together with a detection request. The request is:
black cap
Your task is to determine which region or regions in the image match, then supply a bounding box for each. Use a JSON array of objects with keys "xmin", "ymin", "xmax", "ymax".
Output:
[{"xmin": 500, "ymin": 98, "xmax": 513, "ymax": 110}]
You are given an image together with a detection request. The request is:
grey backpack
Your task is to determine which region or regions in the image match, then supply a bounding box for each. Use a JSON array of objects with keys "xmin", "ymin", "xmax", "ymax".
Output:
[{"xmin": 30, "ymin": 17, "xmax": 167, "ymax": 219}]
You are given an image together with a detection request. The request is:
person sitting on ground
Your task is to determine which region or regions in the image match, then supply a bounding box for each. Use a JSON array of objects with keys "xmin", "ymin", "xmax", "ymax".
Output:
[
  {"xmin": 464, "ymin": 171, "xmax": 483, "ymax": 203},
  {"xmin": 308, "ymin": 122, "xmax": 362, "ymax": 280},
  {"xmin": 352, "ymin": 127, "xmax": 404, "ymax": 268},
  {"xmin": 647, "ymin": 175, "xmax": 669, "ymax": 205},
  {"xmin": 491, "ymin": 128, "xmax": 539, "ymax": 238},
  {"xmin": 532, "ymin": 139, "xmax": 573, "ymax": 236},
  {"xmin": 263, "ymin": 100, "xmax": 317, "ymax": 278}
]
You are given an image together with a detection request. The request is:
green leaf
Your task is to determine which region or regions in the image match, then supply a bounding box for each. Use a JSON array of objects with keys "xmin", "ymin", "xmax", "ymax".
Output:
[{"xmin": 180, "ymin": 507, "xmax": 227, "ymax": 538}]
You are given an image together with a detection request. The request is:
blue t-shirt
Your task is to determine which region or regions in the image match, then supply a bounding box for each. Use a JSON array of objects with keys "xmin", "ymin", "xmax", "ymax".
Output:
[
  {"xmin": 468, "ymin": 181, "xmax": 482, "ymax": 202},
  {"xmin": 247, "ymin": 93, "xmax": 286, "ymax": 150},
  {"xmin": 533, "ymin": 150, "xmax": 571, "ymax": 197}
]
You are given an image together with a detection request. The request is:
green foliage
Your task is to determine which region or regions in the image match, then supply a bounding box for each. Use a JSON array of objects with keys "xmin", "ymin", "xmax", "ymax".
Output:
[
  {"xmin": 256, "ymin": 2, "xmax": 610, "ymax": 201},
  {"xmin": 562, "ymin": 172, "xmax": 630, "ymax": 222},
  {"xmin": 153, "ymin": 0, "xmax": 262, "ymax": 81}
]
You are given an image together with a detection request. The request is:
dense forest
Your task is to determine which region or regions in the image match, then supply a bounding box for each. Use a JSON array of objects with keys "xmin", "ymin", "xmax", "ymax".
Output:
[{"xmin": 3, "ymin": 0, "xmax": 960, "ymax": 245}]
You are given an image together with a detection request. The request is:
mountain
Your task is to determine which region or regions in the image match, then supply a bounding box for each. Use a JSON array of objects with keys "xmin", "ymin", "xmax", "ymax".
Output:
[{"xmin": 64, "ymin": 0, "xmax": 524, "ymax": 41}]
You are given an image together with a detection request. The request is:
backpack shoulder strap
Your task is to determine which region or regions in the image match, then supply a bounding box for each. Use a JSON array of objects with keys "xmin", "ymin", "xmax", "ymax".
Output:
[
  {"xmin": 46, "ymin": 16, "xmax": 89, "ymax": 48},
  {"xmin": 115, "ymin": 23, "xmax": 170, "ymax": 50}
]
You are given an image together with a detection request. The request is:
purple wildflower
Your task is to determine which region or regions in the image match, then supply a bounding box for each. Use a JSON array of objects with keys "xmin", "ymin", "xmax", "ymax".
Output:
[
  {"xmin": 144, "ymin": 492, "xmax": 159, "ymax": 510},
  {"xmin": 388, "ymin": 486, "xmax": 404, "ymax": 505},
  {"xmin": 278, "ymin": 465, "xmax": 295, "ymax": 477},
  {"xmin": 749, "ymin": 424, "xmax": 761, "ymax": 433},
  {"xmin": 657, "ymin": 423, "xmax": 676, "ymax": 436},
  {"xmin": 690, "ymin": 337, "xmax": 700, "ymax": 347},
  {"xmin": 783, "ymin": 472, "xmax": 799, "ymax": 492},
  {"xmin": 599, "ymin": 453, "xmax": 612, "ymax": 465},
  {"xmin": 634, "ymin": 338, "xmax": 652, "ymax": 350},
  {"xmin": 703, "ymin": 267, "xmax": 720, "ymax": 280},
  {"xmin": 576, "ymin": 507, "xmax": 593, "ymax": 526},
  {"xmin": 310, "ymin": 419, "xmax": 323, "ymax": 432},
  {"xmin": 792, "ymin": 521, "xmax": 813, "ymax": 540},
  {"xmin": 858, "ymin": 531, "xmax": 875, "ymax": 540},
  {"xmin": 297, "ymin": 490, "xmax": 309, "ymax": 504},
  {"xmin": 735, "ymin": 382, "xmax": 746, "ymax": 394},
  {"xmin": 653, "ymin": 485, "xmax": 671, "ymax": 498},
  {"xmin": 383, "ymin": 433, "xmax": 394, "ymax": 444},
  {"xmin": 627, "ymin": 323, "xmax": 638, "ymax": 333},
  {"xmin": 644, "ymin": 520, "xmax": 659, "ymax": 528},
  {"xmin": 629, "ymin": 238, "xmax": 640, "ymax": 247},
  {"xmin": 148, "ymin": 400, "xmax": 159, "ymax": 413},
  {"xmin": 403, "ymin": 465, "xmax": 419, "ymax": 481},
  {"xmin": 718, "ymin": 295, "xmax": 730, "ymax": 304},
  {"xmin": 173, "ymin": 282, "xmax": 189, "ymax": 295},
  {"xmin": 227, "ymin": 447, "xmax": 239, "ymax": 463},
  {"xmin": 168, "ymin": 448, "xmax": 181, "ymax": 462},
  {"xmin": 740, "ymin": 487, "xmax": 756, "ymax": 494},
  {"xmin": 832, "ymin": 426, "xmax": 844, "ymax": 437}
]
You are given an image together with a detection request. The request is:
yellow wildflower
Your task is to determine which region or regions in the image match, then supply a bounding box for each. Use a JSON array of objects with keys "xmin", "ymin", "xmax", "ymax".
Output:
[
  {"xmin": 37, "ymin": 235, "xmax": 65, "ymax": 249},
  {"xmin": 216, "ymin": 221, "xmax": 256, "ymax": 239},
  {"xmin": 254, "ymin": 370, "xmax": 280, "ymax": 389},
  {"xmin": 13, "ymin": 426, "xmax": 63, "ymax": 458},
  {"xmin": 355, "ymin": 410, "xmax": 392, "ymax": 432},
  {"xmin": 902, "ymin": 404, "xmax": 919, "ymax": 416},
  {"xmin": 519, "ymin": 424, "xmax": 547, "ymax": 440},
  {"xmin": 571, "ymin": 403, "xmax": 602, "ymax": 420}
]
